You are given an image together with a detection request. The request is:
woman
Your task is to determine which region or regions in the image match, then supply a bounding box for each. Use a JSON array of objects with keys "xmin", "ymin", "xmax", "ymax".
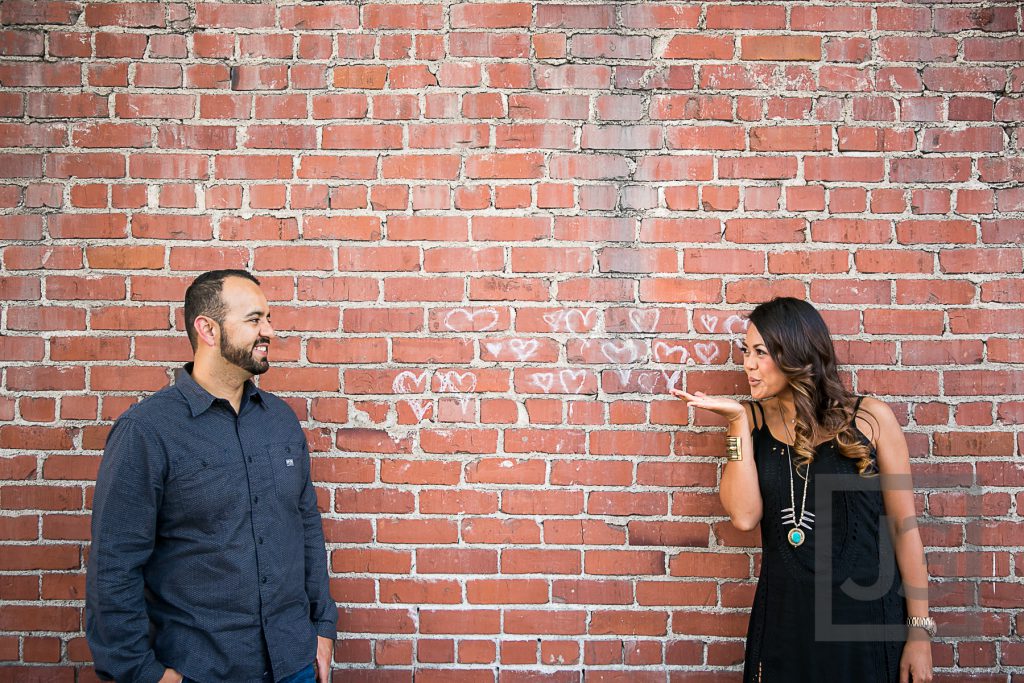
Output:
[{"xmin": 671, "ymin": 297, "xmax": 933, "ymax": 683}]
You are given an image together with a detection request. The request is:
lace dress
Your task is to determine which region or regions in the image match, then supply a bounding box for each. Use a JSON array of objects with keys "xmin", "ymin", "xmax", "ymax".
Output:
[{"xmin": 743, "ymin": 399, "xmax": 907, "ymax": 682}]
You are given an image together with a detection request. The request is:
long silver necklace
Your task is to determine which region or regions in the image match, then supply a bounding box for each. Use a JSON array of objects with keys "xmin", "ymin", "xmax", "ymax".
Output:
[{"xmin": 778, "ymin": 405, "xmax": 814, "ymax": 547}]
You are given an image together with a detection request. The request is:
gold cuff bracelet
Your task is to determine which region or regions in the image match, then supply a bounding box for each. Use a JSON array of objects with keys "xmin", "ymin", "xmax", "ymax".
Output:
[{"xmin": 725, "ymin": 436, "xmax": 742, "ymax": 461}]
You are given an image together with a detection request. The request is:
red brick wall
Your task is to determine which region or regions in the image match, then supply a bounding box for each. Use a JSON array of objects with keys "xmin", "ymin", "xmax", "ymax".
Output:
[{"xmin": 1, "ymin": 0, "xmax": 1022, "ymax": 679}]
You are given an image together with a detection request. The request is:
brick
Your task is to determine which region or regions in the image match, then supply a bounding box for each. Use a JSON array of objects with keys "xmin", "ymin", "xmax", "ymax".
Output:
[
  {"xmin": 0, "ymin": 606, "xmax": 80, "ymax": 632},
  {"xmin": 280, "ymin": 5, "xmax": 358, "ymax": 29},
  {"xmin": 196, "ymin": 2, "xmax": 274, "ymax": 28},
  {"xmin": 0, "ymin": 213, "xmax": 42, "ymax": 240},
  {"xmin": 418, "ymin": 548, "xmax": 497, "ymax": 575},
  {"xmin": 661, "ymin": 35, "xmax": 732, "ymax": 60},
  {"xmin": 636, "ymin": 156, "xmax": 714, "ymax": 181},
  {"xmin": 509, "ymin": 93, "xmax": 589, "ymax": 121},
  {"xmin": 923, "ymin": 67, "xmax": 1006, "ymax": 93},
  {"xmin": 502, "ymin": 490, "xmax": 583, "ymax": 516},
  {"xmin": 751, "ymin": 125, "xmax": 831, "ymax": 152},
  {"xmin": 535, "ymin": 64, "xmax": 611, "ymax": 90},
  {"xmin": 574, "ymin": 34, "xmax": 652, "ymax": 60},
  {"xmin": 718, "ymin": 157, "xmax": 796, "ymax": 180},
  {"xmin": 364, "ymin": 4, "xmax": 442, "ymax": 29},
  {"xmin": 704, "ymin": 5, "xmax": 783, "ymax": 29},
  {"xmin": 1, "ymin": 1, "xmax": 80, "ymax": 25},
  {"xmin": 941, "ymin": 248, "xmax": 1022, "ymax": 274},
  {"xmin": 49, "ymin": 152, "xmax": 125, "ymax": 179},
  {"xmin": 537, "ymin": 4, "xmax": 614, "ymax": 29},
  {"xmin": 581, "ymin": 125, "xmax": 663, "ymax": 150},
  {"xmin": 451, "ymin": 32, "xmax": 528, "ymax": 59},
  {"xmin": 452, "ymin": 3, "xmax": 530, "ymax": 28},
  {"xmin": 741, "ymin": 36, "xmax": 821, "ymax": 61}
]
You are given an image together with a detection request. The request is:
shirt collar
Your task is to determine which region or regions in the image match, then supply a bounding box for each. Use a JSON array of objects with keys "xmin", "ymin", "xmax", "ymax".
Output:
[{"xmin": 175, "ymin": 363, "xmax": 266, "ymax": 417}]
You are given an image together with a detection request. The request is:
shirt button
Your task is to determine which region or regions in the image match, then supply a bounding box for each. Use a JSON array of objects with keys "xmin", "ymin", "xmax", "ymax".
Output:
[
  {"xmin": 261, "ymin": 576, "xmax": 268, "ymax": 584},
  {"xmin": 252, "ymin": 495, "xmax": 259, "ymax": 504},
  {"xmin": 248, "ymin": 456, "xmax": 254, "ymax": 463},
  {"xmin": 258, "ymin": 537, "xmax": 264, "ymax": 545}
]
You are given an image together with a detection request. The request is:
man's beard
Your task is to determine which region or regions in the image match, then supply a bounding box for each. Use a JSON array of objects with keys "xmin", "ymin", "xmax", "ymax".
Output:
[{"xmin": 220, "ymin": 332, "xmax": 270, "ymax": 375}]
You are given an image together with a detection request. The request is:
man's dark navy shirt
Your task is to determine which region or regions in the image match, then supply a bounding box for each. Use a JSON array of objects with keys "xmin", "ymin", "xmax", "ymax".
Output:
[{"xmin": 86, "ymin": 366, "xmax": 338, "ymax": 683}]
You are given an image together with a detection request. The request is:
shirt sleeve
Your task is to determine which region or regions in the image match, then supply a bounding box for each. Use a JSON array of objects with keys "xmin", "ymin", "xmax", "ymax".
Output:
[
  {"xmin": 298, "ymin": 444, "xmax": 339, "ymax": 639},
  {"xmin": 86, "ymin": 417, "xmax": 169, "ymax": 683}
]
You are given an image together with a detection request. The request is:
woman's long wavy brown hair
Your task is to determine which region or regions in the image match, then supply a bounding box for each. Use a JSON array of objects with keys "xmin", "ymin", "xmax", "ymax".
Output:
[{"xmin": 748, "ymin": 297, "xmax": 874, "ymax": 476}]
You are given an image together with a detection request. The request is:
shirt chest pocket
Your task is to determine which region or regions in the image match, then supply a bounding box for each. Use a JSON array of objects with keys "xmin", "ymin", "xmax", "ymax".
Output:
[
  {"xmin": 167, "ymin": 450, "xmax": 238, "ymax": 533},
  {"xmin": 267, "ymin": 441, "xmax": 307, "ymax": 502}
]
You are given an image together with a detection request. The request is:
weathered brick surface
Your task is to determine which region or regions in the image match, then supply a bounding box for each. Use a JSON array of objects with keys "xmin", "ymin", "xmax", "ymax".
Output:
[{"xmin": 0, "ymin": 0, "xmax": 1022, "ymax": 678}]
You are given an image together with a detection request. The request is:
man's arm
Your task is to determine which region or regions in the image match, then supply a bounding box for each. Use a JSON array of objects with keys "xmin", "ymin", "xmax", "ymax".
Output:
[
  {"xmin": 298, "ymin": 445, "xmax": 338, "ymax": 676},
  {"xmin": 86, "ymin": 417, "xmax": 170, "ymax": 683}
]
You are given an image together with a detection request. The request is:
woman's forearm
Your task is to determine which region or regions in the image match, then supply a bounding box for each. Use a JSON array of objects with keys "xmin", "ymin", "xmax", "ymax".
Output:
[
  {"xmin": 893, "ymin": 522, "xmax": 930, "ymax": 619},
  {"xmin": 719, "ymin": 414, "xmax": 763, "ymax": 530}
]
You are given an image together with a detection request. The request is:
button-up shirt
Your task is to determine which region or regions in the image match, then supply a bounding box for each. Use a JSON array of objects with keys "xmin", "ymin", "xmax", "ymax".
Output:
[{"xmin": 87, "ymin": 366, "xmax": 337, "ymax": 683}]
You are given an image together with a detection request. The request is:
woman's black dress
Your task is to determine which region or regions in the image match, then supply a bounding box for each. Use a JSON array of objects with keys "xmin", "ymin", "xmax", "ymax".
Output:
[{"xmin": 743, "ymin": 399, "xmax": 907, "ymax": 682}]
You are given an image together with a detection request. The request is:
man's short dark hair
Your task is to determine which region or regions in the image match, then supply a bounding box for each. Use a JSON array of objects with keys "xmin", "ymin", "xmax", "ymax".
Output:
[{"xmin": 183, "ymin": 270, "xmax": 260, "ymax": 351}]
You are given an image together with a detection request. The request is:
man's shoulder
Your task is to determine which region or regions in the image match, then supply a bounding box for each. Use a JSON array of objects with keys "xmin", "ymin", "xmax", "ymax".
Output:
[
  {"xmin": 115, "ymin": 383, "xmax": 187, "ymax": 427},
  {"xmin": 254, "ymin": 386, "xmax": 301, "ymax": 422}
]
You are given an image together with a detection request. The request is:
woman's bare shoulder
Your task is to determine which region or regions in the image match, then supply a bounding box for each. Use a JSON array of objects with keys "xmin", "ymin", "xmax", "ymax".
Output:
[{"xmin": 856, "ymin": 396, "xmax": 898, "ymax": 423}]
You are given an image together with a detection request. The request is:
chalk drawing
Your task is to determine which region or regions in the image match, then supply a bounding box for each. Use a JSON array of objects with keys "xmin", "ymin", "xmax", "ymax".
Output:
[
  {"xmin": 508, "ymin": 339, "xmax": 539, "ymax": 360},
  {"xmin": 724, "ymin": 314, "xmax": 749, "ymax": 334},
  {"xmin": 559, "ymin": 369, "xmax": 587, "ymax": 394},
  {"xmin": 653, "ymin": 341, "xmax": 690, "ymax": 364},
  {"xmin": 628, "ymin": 309, "xmax": 660, "ymax": 333},
  {"xmin": 637, "ymin": 371, "xmax": 660, "ymax": 394},
  {"xmin": 392, "ymin": 370, "xmax": 429, "ymax": 394},
  {"xmin": 444, "ymin": 307, "xmax": 499, "ymax": 332},
  {"xmin": 404, "ymin": 399, "xmax": 432, "ymax": 421},
  {"xmin": 698, "ymin": 313, "xmax": 719, "ymax": 333},
  {"xmin": 528, "ymin": 369, "xmax": 589, "ymax": 394},
  {"xmin": 543, "ymin": 308, "xmax": 598, "ymax": 333},
  {"xmin": 436, "ymin": 370, "xmax": 477, "ymax": 393},
  {"xmin": 599, "ymin": 340, "xmax": 641, "ymax": 364},
  {"xmin": 530, "ymin": 372, "xmax": 555, "ymax": 394},
  {"xmin": 662, "ymin": 370, "xmax": 682, "ymax": 391},
  {"xmin": 694, "ymin": 342, "xmax": 720, "ymax": 364}
]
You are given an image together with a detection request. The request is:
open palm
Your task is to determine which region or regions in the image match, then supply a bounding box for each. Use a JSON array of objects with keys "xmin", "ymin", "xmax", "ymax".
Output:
[{"xmin": 670, "ymin": 388, "xmax": 745, "ymax": 423}]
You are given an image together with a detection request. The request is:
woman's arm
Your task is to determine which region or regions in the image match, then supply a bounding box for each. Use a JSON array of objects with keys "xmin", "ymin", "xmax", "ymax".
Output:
[
  {"xmin": 672, "ymin": 390, "xmax": 763, "ymax": 531},
  {"xmin": 861, "ymin": 397, "xmax": 933, "ymax": 683},
  {"xmin": 720, "ymin": 402, "xmax": 763, "ymax": 530}
]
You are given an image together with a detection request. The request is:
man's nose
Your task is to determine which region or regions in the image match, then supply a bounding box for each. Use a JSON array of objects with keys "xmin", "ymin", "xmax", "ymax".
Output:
[{"xmin": 262, "ymin": 320, "xmax": 275, "ymax": 339}]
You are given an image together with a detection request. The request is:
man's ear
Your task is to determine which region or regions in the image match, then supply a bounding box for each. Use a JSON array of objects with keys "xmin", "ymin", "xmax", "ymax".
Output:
[{"xmin": 193, "ymin": 315, "xmax": 219, "ymax": 349}]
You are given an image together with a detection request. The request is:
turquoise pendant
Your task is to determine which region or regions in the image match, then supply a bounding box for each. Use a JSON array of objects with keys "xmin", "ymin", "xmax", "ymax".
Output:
[{"xmin": 787, "ymin": 528, "xmax": 805, "ymax": 547}]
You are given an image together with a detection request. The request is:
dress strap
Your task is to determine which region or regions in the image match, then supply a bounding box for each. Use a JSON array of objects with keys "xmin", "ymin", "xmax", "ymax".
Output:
[
  {"xmin": 750, "ymin": 401, "xmax": 767, "ymax": 430},
  {"xmin": 853, "ymin": 395, "xmax": 864, "ymax": 414}
]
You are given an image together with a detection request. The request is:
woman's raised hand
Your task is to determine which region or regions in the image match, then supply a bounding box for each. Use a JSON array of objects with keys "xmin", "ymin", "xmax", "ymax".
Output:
[{"xmin": 670, "ymin": 388, "xmax": 746, "ymax": 424}]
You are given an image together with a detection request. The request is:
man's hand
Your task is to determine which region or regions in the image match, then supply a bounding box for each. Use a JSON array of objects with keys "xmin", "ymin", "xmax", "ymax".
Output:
[
  {"xmin": 158, "ymin": 668, "xmax": 183, "ymax": 683},
  {"xmin": 315, "ymin": 635, "xmax": 334, "ymax": 683}
]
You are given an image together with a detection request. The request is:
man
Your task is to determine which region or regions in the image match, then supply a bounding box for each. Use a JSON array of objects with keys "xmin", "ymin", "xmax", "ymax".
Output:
[{"xmin": 87, "ymin": 270, "xmax": 337, "ymax": 683}]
